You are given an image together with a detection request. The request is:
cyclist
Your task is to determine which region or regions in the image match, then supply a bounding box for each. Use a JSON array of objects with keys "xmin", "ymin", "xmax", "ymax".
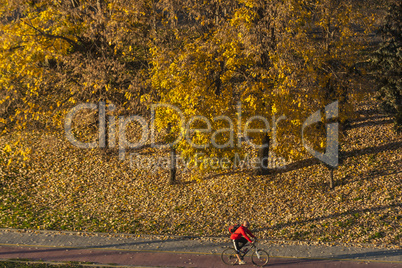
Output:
[{"xmin": 230, "ymin": 220, "xmax": 256, "ymax": 265}]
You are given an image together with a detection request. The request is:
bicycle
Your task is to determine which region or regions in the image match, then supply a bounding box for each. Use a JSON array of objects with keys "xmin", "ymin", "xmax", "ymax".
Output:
[{"xmin": 221, "ymin": 241, "xmax": 269, "ymax": 267}]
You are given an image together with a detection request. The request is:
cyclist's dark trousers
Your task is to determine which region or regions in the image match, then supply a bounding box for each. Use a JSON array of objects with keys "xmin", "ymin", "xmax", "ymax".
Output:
[{"xmin": 233, "ymin": 237, "xmax": 248, "ymax": 253}]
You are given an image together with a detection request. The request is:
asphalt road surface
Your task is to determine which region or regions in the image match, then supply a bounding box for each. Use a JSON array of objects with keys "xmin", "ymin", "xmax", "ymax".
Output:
[{"xmin": 0, "ymin": 229, "xmax": 401, "ymax": 267}]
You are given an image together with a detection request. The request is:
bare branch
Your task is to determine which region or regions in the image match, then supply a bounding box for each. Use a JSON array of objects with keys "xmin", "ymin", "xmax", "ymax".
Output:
[{"xmin": 22, "ymin": 20, "xmax": 79, "ymax": 48}]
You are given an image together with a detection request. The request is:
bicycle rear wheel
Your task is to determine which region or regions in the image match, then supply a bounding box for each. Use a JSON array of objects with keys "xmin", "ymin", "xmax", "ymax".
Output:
[
  {"xmin": 251, "ymin": 249, "xmax": 269, "ymax": 266},
  {"xmin": 221, "ymin": 248, "xmax": 239, "ymax": 265}
]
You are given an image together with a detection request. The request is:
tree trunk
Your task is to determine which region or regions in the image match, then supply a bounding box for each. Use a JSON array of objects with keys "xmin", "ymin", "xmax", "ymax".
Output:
[
  {"xmin": 329, "ymin": 167, "xmax": 334, "ymax": 189},
  {"xmin": 169, "ymin": 146, "xmax": 177, "ymax": 185},
  {"xmin": 99, "ymin": 102, "xmax": 108, "ymax": 150},
  {"xmin": 255, "ymin": 133, "xmax": 270, "ymax": 175}
]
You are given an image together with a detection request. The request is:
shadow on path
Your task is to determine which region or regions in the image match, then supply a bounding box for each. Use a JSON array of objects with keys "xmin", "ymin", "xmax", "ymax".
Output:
[{"xmin": 0, "ymin": 236, "xmax": 195, "ymax": 255}]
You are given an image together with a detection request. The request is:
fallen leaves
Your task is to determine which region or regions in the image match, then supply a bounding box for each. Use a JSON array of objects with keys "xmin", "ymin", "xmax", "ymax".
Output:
[{"xmin": 0, "ymin": 97, "xmax": 401, "ymax": 247}]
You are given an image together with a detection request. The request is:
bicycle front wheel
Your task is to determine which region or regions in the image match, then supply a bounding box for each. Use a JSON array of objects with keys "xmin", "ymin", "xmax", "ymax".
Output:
[
  {"xmin": 221, "ymin": 248, "xmax": 239, "ymax": 265},
  {"xmin": 251, "ymin": 249, "xmax": 269, "ymax": 266}
]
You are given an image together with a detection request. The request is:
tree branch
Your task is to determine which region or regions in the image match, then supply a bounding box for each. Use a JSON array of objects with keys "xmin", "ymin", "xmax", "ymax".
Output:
[{"xmin": 23, "ymin": 20, "xmax": 79, "ymax": 48}]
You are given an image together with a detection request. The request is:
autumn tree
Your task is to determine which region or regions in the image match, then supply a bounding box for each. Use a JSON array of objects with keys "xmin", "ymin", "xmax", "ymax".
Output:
[
  {"xmin": 149, "ymin": 0, "xmax": 373, "ymax": 182},
  {"xmin": 0, "ymin": 0, "xmax": 152, "ymax": 149},
  {"xmin": 370, "ymin": 1, "xmax": 402, "ymax": 132},
  {"xmin": 149, "ymin": 0, "xmax": 291, "ymax": 176},
  {"xmin": 0, "ymin": 0, "xmax": 376, "ymax": 185}
]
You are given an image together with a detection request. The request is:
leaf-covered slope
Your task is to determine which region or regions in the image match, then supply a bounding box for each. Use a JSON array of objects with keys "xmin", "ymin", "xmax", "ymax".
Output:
[{"xmin": 0, "ymin": 96, "xmax": 401, "ymax": 247}]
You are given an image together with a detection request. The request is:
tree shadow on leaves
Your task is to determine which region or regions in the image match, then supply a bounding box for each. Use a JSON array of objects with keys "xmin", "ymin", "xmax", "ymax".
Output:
[{"xmin": 256, "ymin": 202, "xmax": 402, "ymax": 233}]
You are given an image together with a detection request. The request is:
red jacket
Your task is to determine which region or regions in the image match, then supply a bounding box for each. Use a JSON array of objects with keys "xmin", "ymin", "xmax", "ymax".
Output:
[{"xmin": 230, "ymin": 226, "xmax": 255, "ymax": 243}]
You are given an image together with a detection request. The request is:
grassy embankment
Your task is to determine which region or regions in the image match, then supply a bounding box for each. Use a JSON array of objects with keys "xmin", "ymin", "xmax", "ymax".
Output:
[{"xmin": 0, "ymin": 96, "xmax": 401, "ymax": 247}]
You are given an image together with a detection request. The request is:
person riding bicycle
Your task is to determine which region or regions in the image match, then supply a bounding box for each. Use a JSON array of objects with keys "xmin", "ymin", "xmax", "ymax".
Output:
[{"xmin": 230, "ymin": 220, "xmax": 256, "ymax": 265}]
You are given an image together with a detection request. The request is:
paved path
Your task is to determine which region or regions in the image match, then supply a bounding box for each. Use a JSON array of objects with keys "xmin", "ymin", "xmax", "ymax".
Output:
[{"xmin": 0, "ymin": 228, "xmax": 401, "ymax": 267}]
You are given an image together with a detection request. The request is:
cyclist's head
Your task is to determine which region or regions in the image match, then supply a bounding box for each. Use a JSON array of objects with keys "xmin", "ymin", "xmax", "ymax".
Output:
[{"xmin": 243, "ymin": 220, "xmax": 250, "ymax": 228}]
